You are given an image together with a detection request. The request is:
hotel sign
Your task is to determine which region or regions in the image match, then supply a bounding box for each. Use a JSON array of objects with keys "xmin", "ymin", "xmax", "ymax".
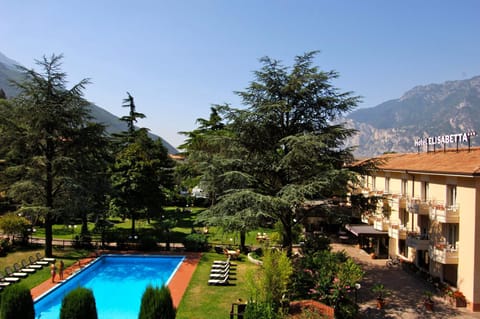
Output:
[{"xmin": 414, "ymin": 131, "xmax": 477, "ymax": 147}]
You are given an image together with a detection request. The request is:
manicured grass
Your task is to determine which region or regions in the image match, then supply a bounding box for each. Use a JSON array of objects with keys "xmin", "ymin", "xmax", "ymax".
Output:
[
  {"xmin": 176, "ymin": 252, "xmax": 258, "ymax": 319},
  {"xmin": 0, "ymin": 246, "xmax": 91, "ymax": 290}
]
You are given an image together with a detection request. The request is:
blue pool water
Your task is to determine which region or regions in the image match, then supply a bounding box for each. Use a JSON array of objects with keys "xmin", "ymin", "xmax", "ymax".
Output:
[{"xmin": 34, "ymin": 255, "xmax": 184, "ymax": 319}]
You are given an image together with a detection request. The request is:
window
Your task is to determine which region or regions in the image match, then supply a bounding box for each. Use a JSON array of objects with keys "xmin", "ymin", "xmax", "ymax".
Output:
[
  {"xmin": 385, "ymin": 177, "xmax": 390, "ymax": 194},
  {"xmin": 421, "ymin": 182, "xmax": 429, "ymax": 201},
  {"xmin": 372, "ymin": 176, "xmax": 376, "ymax": 190},
  {"xmin": 447, "ymin": 224, "xmax": 459, "ymax": 249},
  {"xmin": 447, "ymin": 185, "xmax": 457, "ymax": 206}
]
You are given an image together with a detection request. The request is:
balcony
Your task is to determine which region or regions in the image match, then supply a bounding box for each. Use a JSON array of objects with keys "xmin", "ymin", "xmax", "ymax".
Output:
[
  {"xmin": 389, "ymin": 224, "xmax": 407, "ymax": 240},
  {"xmin": 373, "ymin": 218, "xmax": 389, "ymax": 231},
  {"xmin": 406, "ymin": 233, "xmax": 429, "ymax": 250},
  {"xmin": 391, "ymin": 194, "xmax": 407, "ymax": 209},
  {"xmin": 431, "ymin": 204, "xmax": 460, "ymax": 223},
  {"xmin": 419, "ymin": 202, "xmax": 431, "ymax": 215},
  {"xmin": 429, "ymin": 244, "xmax": 459, "ymax": 264},
  {"xmin": 409, "ymin": 199, "xmax": 430, "ymax": 215}
]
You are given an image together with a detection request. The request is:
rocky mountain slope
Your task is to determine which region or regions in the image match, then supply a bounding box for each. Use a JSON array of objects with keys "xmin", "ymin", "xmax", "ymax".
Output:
[
  {"xmin": 346, "ymin": 76, "xmax": 480, "ymax": 157},
  {"xmin": 0, "ymin": 51, "xmax": 178, "ymax": 154}
]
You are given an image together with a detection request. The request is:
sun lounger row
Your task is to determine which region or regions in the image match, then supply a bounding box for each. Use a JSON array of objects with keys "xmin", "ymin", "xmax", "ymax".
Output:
[
  {"xmin": 208, "ymin": 258, "xmax": 235, "ymax": 285},
  {"xmin": 0, "ymin": 253, "xmax": 56, "ymax": 289}
]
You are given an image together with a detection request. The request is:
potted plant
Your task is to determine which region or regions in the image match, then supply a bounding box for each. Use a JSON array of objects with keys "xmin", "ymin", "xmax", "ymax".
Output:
[
  {"xmin": 371, "ymin": 283, "xmax": 389, "ymax": 309},
  {"xmin": 423, "ymin": 291, "xmax": 434, "ymax": 311},
  {"xmin": 454, "ymin": 291, "xmax": 467, "ymax": 307}
]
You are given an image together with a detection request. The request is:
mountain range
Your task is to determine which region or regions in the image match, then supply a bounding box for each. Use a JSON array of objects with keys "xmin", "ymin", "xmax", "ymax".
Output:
[
  {"xmin": 1, "ymin": 51, "xmax": 479, "ymax": 158},
  {"xmin": 0, "ymin": 51, "xmax": 178, "ymax": 154},
  {"xmin": 345, "ymin": 75, "xmax": 480, "ymax": 157}
]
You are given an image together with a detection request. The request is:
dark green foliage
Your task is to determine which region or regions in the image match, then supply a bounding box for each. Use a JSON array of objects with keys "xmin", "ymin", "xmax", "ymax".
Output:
[
  {"xmin": 0, "ymin": 54, "xmax": 109, "ymax": 257},
  {"xmin": 300, "ymin": 235, "xmax": 331, "ymax": 256},
  {"xmin": 139, "ymin": 235, "xmax": 158, "ymax": 251},
  {"xmin": 182, "ymin": 233, "xmax": 208, "ymax": 252},
  {"xmin": 60, "ymin": 287, "xmax": 98, "ymax": 319},
  {"xmin": 0, "ymin": 284, "xmax": 35, "ymax": 319},
  {"xmin": 138, "ymin": 285, "xmax": 176, "ymax": 319},
  {"xmin": 183, "ymin": 52, "xmax": 364, "ymax": 255},
  {"xmin": 243, "ymin": 300, "xmax": 277, "ymax": 319}
]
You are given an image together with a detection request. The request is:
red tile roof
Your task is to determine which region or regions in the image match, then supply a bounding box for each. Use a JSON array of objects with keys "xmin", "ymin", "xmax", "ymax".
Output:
[{"xmin": 371, "ymin": 147, "xmax": 480, "ymax": 176}]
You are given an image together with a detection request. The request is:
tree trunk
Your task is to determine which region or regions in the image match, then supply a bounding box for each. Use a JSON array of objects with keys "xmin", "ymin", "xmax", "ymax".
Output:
[
  {"xmin": 131, "ymin": 211, "xmax": 136, "ymax": 235},
  {"xmin": 281, "ymin": 216, "xmax": 293, "ymax": 257},
  {"xmin": 45, "ymin": 144, "xmax": 54, "ymax": 258},
  {"xmin": 240, "ymin": 230, "xmax": 246, "ymax": 252}
]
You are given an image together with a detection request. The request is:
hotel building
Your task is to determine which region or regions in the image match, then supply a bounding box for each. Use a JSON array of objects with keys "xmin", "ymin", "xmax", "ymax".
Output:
[{"xmin": 350, "ymin": 140, "xmax": 480, "ymax": 311}]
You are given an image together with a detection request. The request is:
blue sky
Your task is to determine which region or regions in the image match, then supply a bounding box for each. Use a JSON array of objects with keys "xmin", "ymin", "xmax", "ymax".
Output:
[{"xmin": 2, "ymin": 1, "xmax": 480, "ymax": 148}]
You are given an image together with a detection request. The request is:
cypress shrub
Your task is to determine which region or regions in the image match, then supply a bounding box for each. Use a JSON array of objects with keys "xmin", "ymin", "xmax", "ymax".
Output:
[
  {"xmin": 0, "ymin": 284, "xmax": 35, "ymax": 319},
  {"xmin": 138, "ymin": 285, "xmax": 176, "ymax": 319},
  {"xmin": 182, "ymin": 233, "xmax": 208, "ymax": 252},
  {"xmin": 60, "ymin": 287, "xmax": 98, "ymax": 319}
]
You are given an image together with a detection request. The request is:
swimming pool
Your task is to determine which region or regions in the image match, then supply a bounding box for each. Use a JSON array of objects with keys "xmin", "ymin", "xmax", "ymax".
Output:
[{"xmin": 34, "ymin": 255, "xmax": 184, "ymax": 319}]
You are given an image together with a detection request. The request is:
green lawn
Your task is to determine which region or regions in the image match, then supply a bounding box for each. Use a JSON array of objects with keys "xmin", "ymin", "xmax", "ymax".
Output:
[
  {"xmin": 0, "ymin": 246, "xmax": 91, "ymax": 289},
  {"xmin": 176, "ymin": 252, "xmax": 257, "ymax": 319},
  {"xmin": 0, "ymin": 206, "xmax": 275, "ymax": 317}
]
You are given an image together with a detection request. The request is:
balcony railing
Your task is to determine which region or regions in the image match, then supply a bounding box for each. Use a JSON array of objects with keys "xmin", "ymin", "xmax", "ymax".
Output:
[
  {"xmin": 406, "ymin": 233, "xmax": 429, "ymax": 250},
  {"xmin": 430, "ymin": 204, "xmax": 460, "ymax": 223},
  {"xmin": 391, "ymin": 194, "xmax": 407, "ymax": 209},
  {"xmin": 429, "ymin": 244, "xmax": 459, "ymax": 264},
  {"xmin": 373, "ymin": 218, "xmax": 389, "ymax": 231},
  {"xmin": 388, "ymin": 224, "xmax": 407, "ymax": 239},
  {"xmin": 409, "ymin": 199, "xmax": 430, "ymax": 215}
]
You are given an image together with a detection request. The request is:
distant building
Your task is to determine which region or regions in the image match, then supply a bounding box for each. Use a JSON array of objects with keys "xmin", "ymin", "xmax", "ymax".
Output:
[{"xmin": 351, "ymin": 146, "xmax": 480, "ymax": 311}]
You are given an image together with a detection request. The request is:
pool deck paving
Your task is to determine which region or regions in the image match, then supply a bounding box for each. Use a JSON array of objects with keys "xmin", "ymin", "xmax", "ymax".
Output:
[
  {"xmin": 30, "ymin": 251, "xmax": 201, "ymax": 308},
  {"xmin": 331, "ymin": 242, "xmax": 480, "ymax": 319}
]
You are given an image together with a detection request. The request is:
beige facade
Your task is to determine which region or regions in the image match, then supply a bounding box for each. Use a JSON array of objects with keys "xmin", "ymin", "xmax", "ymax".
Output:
[{"xmin": 355, "ymin": 147, "xmax": 480, "ymax": 311}]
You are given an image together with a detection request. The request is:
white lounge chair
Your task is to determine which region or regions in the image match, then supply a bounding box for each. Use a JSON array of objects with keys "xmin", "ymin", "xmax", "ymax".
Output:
[
  {"xmin": 14, "ymin": 262, "xmax": 35, "ymax": 274},
  {"xmin": 30, "ymin": 255, "xmax": 48, "ymax": 266},
  {"xmin": 210, "ymin": 265, "xmax": 230, "ymax": 274},
  {"xmin": 22, "ymin": 259, "xmax": 42, "ymax": 270},
  {"xmin": 208, "ymin": 275, "xmax": 229, "ymax": 285},
  {"xmin": 0, "ymin": 274, "xmax": 20, "ymax": 283},
  {"xmin": 36, "ymin": 252, "xmax": 56, "ymax": 263},
  {"xmin": 5, "ymin": 266, "xmax": 28, "ymax": 278},
  {"xmin": 210, "ymin": 272, "xmax": 229, "ymax": 279}
]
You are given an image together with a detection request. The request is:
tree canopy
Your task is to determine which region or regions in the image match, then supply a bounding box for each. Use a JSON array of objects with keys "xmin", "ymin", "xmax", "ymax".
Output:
[
  {"xmin": 183, "ymin": 51, "xmax": 366, "ymax": 254},
  {"xmin": 0, "ymin": 54, "xmax": 109, "ymax": 256}
]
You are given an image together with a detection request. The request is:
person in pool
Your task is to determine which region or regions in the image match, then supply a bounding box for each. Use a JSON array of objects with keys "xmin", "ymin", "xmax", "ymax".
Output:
[{"xmin": 50, "ymin": 262, "xmax": 57, "ymax": 283}]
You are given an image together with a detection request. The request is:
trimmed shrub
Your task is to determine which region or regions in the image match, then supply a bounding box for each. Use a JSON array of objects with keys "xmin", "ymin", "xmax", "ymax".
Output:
[
  {"xmin": 139, "ymin": 235, "xmax": 158, "ymax": 251},
  {"xmin": 182, "ymin": 233, "xmax": 208, "ymax": 252},
  {"xmin": 138, "ymin": 285, "xmax": 176, "ymax": 319},
  {"xmin": 0, "ymin": 284, "xmax": 35, "ymax": 319},
  {"xmin": 60, "ymin": 287, "xmax": 97, "ymax": 319}
]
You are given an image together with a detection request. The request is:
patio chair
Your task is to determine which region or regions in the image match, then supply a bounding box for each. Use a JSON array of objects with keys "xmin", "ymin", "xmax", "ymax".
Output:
[
  {"xmin": 30, "ymin": 255, "xmax": 48, "ymax": 267},
  {"xmin": 5, "ymin": 266, "xmax": 28, "ymax": 278},
  {"xmin": 223, "ymin": 248, "xmax": 240, "ymax": 260},
  {"xmin": 22, "ymin": 259, "xmax": 42, "ymax": 270},
  {"xmin": 208, "ymin": 275, "xmax": 229, "ymax": 285},
  {"xmin": 14, "ymin": 262, "xmax": 35, "ymax": 274},
  {"xmin": 36, "ymin": 252, "xmax": 56, "ymax": 263}
]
